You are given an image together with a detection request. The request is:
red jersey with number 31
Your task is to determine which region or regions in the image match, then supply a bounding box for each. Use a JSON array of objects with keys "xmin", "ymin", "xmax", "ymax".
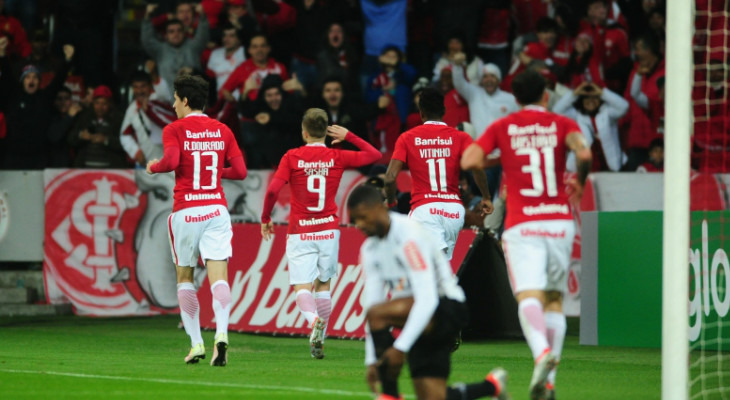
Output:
[
  {"xmin": 162, "ymin": 114, "xmax": 242, "ymax": 212},
  {"xmin": 275, "ymin": 143, "xmax": 363, "ymax": 234},
  {"xmin": 476, "ymin": 106, "xmax": 580, "ymax": 229},
  {"xmin": 392, "ymin": 121, "xmax": 473, "ymax": 209}
]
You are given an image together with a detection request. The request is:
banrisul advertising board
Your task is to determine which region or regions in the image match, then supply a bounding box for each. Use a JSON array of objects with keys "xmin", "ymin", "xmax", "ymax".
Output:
[{"xmin": 689, "ymin": 213, "xmax": 730, "ymax": 349}]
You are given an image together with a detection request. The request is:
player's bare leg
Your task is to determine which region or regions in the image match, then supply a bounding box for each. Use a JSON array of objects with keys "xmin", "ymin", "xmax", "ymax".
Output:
[
  {"xmin": 207, "ymin": 260, "xmax": 230, "ymax": 366},
  {"xmin": 177, "ymin": 266, "xmax": 205, "ymax": 364},
  {"xmin": 311, "ymin": 279, "xmax": 332, "ymax": 359},
  {"xmin": 515, "ymin": 290, "xmax": 555, "ymax": 400},
  {"xmin": 543, "ymin": 291, "xmax": 565, "ymax": 400}
]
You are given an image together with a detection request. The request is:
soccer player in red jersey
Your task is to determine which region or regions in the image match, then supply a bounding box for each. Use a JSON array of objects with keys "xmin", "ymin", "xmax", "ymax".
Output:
[
  {"xmin": 260, "ymin": 108, "xmax": 380, "ymax": 358},
  {"xmin": 461, "ymin": 69, "xmax": 592, "ymax": 400},
  {"xmin": 146, "ymin": 75, "xmax": 247, "ymax": 366},
  {"xmin": 385, "ymin": 88, "xmax": 493, "ymax": 261}
]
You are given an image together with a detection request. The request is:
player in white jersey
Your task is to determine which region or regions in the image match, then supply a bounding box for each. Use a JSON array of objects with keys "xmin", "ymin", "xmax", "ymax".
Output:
[{"xmin": 348, "ymin": 185, "xmax": 509, "ymax": 400}]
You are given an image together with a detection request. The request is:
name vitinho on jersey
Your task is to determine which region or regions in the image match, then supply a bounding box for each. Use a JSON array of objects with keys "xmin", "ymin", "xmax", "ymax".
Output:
[
  {"xmin": 186, "ymin": 129, "xmax": 222, "ymax": 139},
  {"xmin": 419, "ymin": 148, "xmax": 451, "ymax": 158},
  {"xmin": 298, "ymin": 159, "xmax": 334, "ymax": 176},
  {"xmin": 414, "ymin": 137, "xmax": 453, "ymax": 146},
  {"xmin": 184, "ymin": 141, "xmax": 225, "ymax": 151},
  {"xmin": 184, "ymin": 192, "xmax": 223, "ymax": 201}
]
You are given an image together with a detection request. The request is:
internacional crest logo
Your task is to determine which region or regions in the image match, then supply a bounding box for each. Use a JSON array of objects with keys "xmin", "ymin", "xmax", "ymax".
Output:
[{"xmin": 43, "ymin": 170, "xmax": 152, "ymax": 315}]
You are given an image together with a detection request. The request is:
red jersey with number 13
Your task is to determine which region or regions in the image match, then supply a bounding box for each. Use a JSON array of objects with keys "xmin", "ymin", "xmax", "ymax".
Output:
[
  {"xmin": 392, "ymin": 121, "xmax": 473, "ymax": 209},
  {"xmin": 275, "ymin": 143, "xmax": 365, "ymax": 234},
  {"xmin": 476, "ymin": 106, "xmax": 580, "ymax": 229},
  {"xmin": 162, "ymin": 114, "xmax": 242, "ymax": 212}
]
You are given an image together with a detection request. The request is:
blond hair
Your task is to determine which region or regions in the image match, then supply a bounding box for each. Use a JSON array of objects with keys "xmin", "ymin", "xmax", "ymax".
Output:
[{"xmin": 302, "ymin": 108, "xmax": 328, "ymax": 138}]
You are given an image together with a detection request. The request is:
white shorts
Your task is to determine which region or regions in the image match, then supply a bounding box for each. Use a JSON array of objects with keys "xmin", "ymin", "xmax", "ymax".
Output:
[
  {"xmin": 409, "ymin": 202, "xmax": 465, "ymax": 260},
  {"xmin": 167, "ymin": 204, "xmax": 232, "ymax": 267},
  {"xmin": 501, "ymin": 220, "xmax": 576, "ymax": 294},
  {"xmin": 286, "ymin": 229, "xmax": 340, "ymax": 285}
]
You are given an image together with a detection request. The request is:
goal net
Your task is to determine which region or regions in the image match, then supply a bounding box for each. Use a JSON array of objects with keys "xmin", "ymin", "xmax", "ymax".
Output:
[{"xmin": 688, "ymin": 1, "xmax": 730, "ymax": 399}]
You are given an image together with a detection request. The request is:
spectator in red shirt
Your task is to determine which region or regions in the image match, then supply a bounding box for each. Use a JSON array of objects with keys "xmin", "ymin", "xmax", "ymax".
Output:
[
  {"xmin": 637, "ymin": 138, "xmax": 663, "ymax": 172},
  {"xmin": 622, "ymin": 32, "xmax": 665, "ymax": 170},
  {"xmin": 562, "ymin": 32, "xmax": 605, "ymax": 89},
  {"xmin": 0, "ymin": 0, "xmax": 31, "ymax": 59},
  {"xmin": 438, "ymin": 67, "xmax": 470, "ymax": 128},
  {"xmin": 219, "ymin": 33, "xmax": 289, "ymax": 102},
  {"xmin": 580, "ymin": 0, "xmax": 632, "ymax": 92}
]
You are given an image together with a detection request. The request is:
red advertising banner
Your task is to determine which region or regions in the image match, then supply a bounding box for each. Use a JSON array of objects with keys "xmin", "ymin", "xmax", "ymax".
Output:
[{"xmin": 198, "ymin": 224, "xmax": 477, "ymax": 338}]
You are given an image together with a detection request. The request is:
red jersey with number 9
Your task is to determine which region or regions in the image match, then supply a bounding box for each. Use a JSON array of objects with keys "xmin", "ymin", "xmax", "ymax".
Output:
[
  {"xmin": 162, "ymin": 114, "xmax": 242, "ymax": 212},
  {"xmin": 476, "ymin": 106, "xmax": 580, "ymax": 229},
  {"xmin": 275, "ymin": 143, "xmax": 363, "ymax": 234},
  {"xmin": 392, "ymin": 121, "xmax": 473, "ymax": 209}
]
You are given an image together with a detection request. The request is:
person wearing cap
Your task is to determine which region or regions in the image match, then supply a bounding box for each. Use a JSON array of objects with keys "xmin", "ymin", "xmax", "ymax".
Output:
[
  {"xmin": 451, "ymin": 53, "xmax": 519, "ymax": 138},
  {"xmin": 68, "ymin": 85, "xmax": 127, "ymax": 168},
  {"xmin": 0, "ymin": 41, "xmax": 74, "ymax": 169}
]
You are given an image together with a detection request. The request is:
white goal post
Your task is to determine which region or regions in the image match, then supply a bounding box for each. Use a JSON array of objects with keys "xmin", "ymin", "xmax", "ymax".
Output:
[{"xmin": 662, "ymin": 0, "xmax": 693, "ymax": 399}]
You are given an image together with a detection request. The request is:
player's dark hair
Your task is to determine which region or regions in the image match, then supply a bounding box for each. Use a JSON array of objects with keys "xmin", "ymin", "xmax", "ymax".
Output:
[
  {"xmin": 174, "ymin": 74, "xmax": 209, "ymax": 110},
  {"xmin": 302, "ymin": 108, "xmax": 328, "ymax": 138},
  {"xmin": 418, "ymin": 87, "xmax": 446, "ymax": 120},
  {"xmin": 648, "ymin": 137, "xmax": 664, "ymax": 151},
  {"xmin": 347, "ymin": 184, "xmax": 384, "ymax": 210},
  {"xmin": 511, "ymin": 69, "xmax": 546, "ymax": 105},
  {"xmin": 165, "ymin": 18, "xmax": 184, "ymax": 31},
  {"xmin": 536, "ymin": 17, "xmax": 559, "ymax": 33},
  {"xmin": 248, "ymin": 33, "xmax": 269, "ymax": 48},
  {"xmin": 130, "ymin": 70, "xmax": 153, "ymax": 85},
  {"xmin": 321, "ymin": 76, "xmax": 344, "ymax": 91},
  {"xmin": 636, "ymin": 32, "xmax": 661, "ymax": 57}
]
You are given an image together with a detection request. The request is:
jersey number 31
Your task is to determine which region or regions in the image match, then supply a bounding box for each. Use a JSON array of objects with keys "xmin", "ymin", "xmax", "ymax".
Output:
[{"xmin": 517, "ymin": 147, "xmax": 558, "ymax": 197}]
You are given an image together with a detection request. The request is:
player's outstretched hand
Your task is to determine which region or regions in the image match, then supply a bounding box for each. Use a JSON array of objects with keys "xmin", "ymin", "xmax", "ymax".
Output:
[
  {"xmin": 326, "ymin": 125, "xmax": 349, "ymax": 144},
  {"xmin": 567, "ymin": 178, "xmax": 584, "ymax": 204},
  {"xmin": 478, "ymin": 198, "xmax": 494, "ymax": 216},
  {"xmin": 261, "ymin": 222, "xmax": 274, "ymax": 241},
  {"xmin": 146, "ymin": 159, "xmax": 159, "ymax": 175},
  {"xmin": 379, "ymin": 347, "xmax": 404, "ymax": 381},
  {"xmin": 365, "ymin": 364, "xmax": 380, "ymax": 394}
]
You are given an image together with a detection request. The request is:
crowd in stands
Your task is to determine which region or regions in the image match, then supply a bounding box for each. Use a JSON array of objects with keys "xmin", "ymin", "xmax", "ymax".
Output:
[{"xmin": 0, "ymin": 0, "xmax": 724, "ymax": 176}]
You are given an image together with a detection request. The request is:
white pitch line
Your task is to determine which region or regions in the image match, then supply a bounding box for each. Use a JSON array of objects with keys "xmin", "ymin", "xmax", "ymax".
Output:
[{"xmin": 0, "ymin": 368, "xmax": 388, "ymax": 398}]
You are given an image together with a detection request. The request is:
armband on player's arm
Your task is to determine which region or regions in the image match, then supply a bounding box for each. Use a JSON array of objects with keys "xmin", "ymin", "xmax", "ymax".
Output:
[
  {"xmin": 566, "ymin": 132, "xmax": 592, "ymax": 186},
  {"xmin": 222, "ymin": 155, "xmax": 247, "ymax": 180},
  {"xmin": 261, "ymin": 177, "xmax": 286, "ymax": 223},
  {"xmin": 149, "ymin": 146, "xmax": 180, "ymax": 173}
]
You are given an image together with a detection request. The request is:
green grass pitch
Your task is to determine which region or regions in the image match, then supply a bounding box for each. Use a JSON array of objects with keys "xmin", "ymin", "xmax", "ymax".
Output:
[{"xmin": 0, "ymin": 315, "xmax": 660, "ymax": 399}]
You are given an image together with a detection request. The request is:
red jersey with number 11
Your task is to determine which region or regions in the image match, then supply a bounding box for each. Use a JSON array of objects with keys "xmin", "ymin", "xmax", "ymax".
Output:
[
  {"xmin": 162, "ymin": 114, "xmax": 242, "ymax": 212},
  {"xmin": 392, "ymin": 121, "xmax": 473, "ymax": 209},
  {"xmin": 476, "ymin": 106, "xmax": 580, "ymax": 229}
]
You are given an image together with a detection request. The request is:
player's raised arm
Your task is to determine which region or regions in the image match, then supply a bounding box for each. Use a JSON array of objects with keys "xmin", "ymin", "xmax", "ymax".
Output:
[
  {"xmin": 326, "ymin": 125, "xmax": 381, "ymax": 166},
  {"xmin": 566, "ymin": 130, "xmax": 592, "ymax": 202}
]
